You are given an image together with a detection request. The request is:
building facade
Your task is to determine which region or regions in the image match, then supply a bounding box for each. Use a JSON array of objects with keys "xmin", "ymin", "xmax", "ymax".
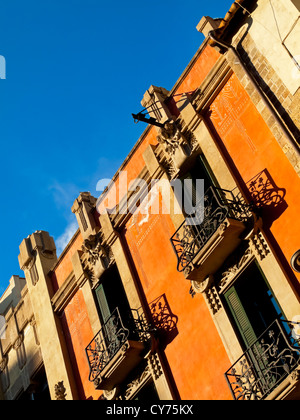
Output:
[
  {"xmin": 0, "ymin": 276, "xmax": 49, "ymax": 400},
  {"xmin": 1, "ymin": 0, "xmax": 300, "ymax": 400}
]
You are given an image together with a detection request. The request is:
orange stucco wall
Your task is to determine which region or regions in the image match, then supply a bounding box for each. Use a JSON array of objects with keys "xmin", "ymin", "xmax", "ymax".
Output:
[
  {"xmin": 61, "ymin": 289, "xmax": 102, "ymax": 400},
  {"xmin": 123, "ymin": 194, "xmax": 232, "ymax": 400},
  {"xmin": 205, "ymin": 73, "xmax": 300, "ymax": 288},
  {"xmin": 97, "ymin": 127, "xmax": 158, "ymax": 215},
  {"xmin": 51, "ymin": 232, "xmax": 83, "ymax": 291}
]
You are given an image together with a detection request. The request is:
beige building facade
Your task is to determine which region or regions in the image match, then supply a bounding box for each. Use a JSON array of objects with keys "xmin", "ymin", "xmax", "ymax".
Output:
[{"xmin": 0, "ymin": 276, "xmax": 48, "ymax": 400}]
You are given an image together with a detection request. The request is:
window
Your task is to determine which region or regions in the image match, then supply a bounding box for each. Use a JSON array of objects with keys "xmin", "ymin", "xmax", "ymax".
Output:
[
  {"xmin": 175, "ymin": 154, "xmax": 217, "ymax": 219},
  {"xmin": 94, "ymin": 265, "xmax": 137, "ymax": 340},
  {"xmin": 223, "ymin": 260, "xmax": 300, "ymax": 400},
  {"xmin": 223, "ymin": 261, "xmax": 285, "ymax": 350}
]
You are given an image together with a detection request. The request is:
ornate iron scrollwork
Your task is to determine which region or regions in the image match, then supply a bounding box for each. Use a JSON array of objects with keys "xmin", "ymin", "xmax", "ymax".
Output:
[
  {"xmin": 225, "ymin": 319, "xmax": 300, "ymax": 400},
  {"xmin": 170, "ymin": 186, "xmax": 253, "ymax": 273},
  {"xmin": 85, "ymin": 307, "xmax": 154, "ymax": 384},
  {"xmin": 85, "ymin": 308, "xmax": 130, "ymax": 382}
]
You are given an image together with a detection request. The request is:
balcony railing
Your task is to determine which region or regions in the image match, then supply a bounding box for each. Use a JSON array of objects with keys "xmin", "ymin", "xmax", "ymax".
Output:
[
  {"xmin": 85, "ymin": 307, "xmax": 153, "ymax": 385},
  {"xmin": 171, "ymin": 186, "xmax": 253, "ymax": 273},
  {"xmin": 225, "ymin": 319, "xmax": 300, "ymax": 400}
]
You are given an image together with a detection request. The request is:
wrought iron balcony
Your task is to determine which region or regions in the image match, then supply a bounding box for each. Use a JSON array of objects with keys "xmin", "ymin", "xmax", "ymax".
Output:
[
  {"xmin": 85, "ymin": 307, "xmax": 154, "ymax": 390},
  {"xmin": 171, "ymin": 186, "xmax": 254, "ymax": 280},
  {"xmin": 225, "ymin": 319, "xmax": 300, "ymax": 400}
]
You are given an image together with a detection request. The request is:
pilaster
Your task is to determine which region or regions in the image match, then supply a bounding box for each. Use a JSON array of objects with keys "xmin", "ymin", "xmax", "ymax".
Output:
[{"xmin": 18, "ymin": 231, "xmax": 78, "ymax": 400}]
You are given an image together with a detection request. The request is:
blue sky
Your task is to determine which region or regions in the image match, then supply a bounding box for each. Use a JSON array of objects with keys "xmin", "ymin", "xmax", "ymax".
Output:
[{"xmin": 0, "ymin": 0, "xmax": 233, "ymax": 293}]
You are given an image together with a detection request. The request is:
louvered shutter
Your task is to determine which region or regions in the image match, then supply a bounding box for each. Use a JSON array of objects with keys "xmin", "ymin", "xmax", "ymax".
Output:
[
  {"xmin": 225, "ymin": 286, "xmax": 257, "ymax": 349},
  {"xmin": 95, "ymin": 283, "xmax": 111, "ymax": 323}
]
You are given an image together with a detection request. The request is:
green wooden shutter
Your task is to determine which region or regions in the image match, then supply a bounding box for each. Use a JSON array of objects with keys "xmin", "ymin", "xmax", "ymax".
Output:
[
  {"xmin": 95, "ymin": 283, "xmax": 111, "ymax": 323},
  {"xmin": 225, "ymin": 286, "xmax": 257, "ymax": 349}
]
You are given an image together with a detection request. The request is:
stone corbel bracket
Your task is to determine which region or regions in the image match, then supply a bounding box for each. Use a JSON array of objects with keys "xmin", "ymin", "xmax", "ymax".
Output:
[
  {"xmin": 154, "ymin": 119, "xmax": 200, "ymax": 179},
  {"xmin": 80, "ymin": 232, "xmax": 115, "ymax": 288}
]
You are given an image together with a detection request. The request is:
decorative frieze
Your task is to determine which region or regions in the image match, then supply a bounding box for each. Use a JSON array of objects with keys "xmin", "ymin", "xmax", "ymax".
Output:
[
  {"xmin": 205, "ymin": 284, "xmax": 223, "ymax": 315},
  {"xmin": 219, "ymin": 248, "xmax": 253, "ymax": 292},
  {"xmin": 148, "ymin": 353, "xmax": 163, "ymax": 381},
  {"xmin": 123, "ymin": 365, "xmax": 151, "ymax": 400},
  {"xmin": 249, "ymin": 231, "xmax": 270, "ymax": 261}
]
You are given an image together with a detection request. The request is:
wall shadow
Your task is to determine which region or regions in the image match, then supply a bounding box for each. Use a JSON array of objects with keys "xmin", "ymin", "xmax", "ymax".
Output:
[
  {"xmin": 235, "ymin": 168, "xmax": 287, "ymax": 230},
  {"xmin": 148, "ymin": 294, "xmax": 179, "ymax": 349}
]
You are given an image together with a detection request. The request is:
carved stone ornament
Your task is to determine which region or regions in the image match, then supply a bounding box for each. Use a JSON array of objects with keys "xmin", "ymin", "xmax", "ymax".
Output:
[
  {"xmin": 54, "ymin": 381, "xmax": 67, "ymax": 400},
  {"xmin": 156, "ymin": 122, "xmax": 183, "ymax": 155},
  {"xmin": 82, "ymin": 232, "xmax": 105, "ymax": 265},
  {"xmin": 160, "ymin": 155, "xmax": 178, "ymax": 179},
  {"xmin": 103, "ymin": 387, "xmax": 120, "ymax": 400},
  {"xmin": 249, "ymin": 231, "xmax": 270, "ymax": 261},
  {"xmin": 81, "ymin": 232, "xmax": 114, "ymax": 284},
  {"xmin": 191, "ymin": 275, "xmax": 213, "ymax": 294},
  {"xmin": 205, "ymin": 285, "xmax": 222, "ymax": 315},
  {"xmin": 13, "ymin": 333, "xmax": 24, "ymax": 350},
  {"xmin": 290, "ymin": 368, "xmax": 300, "ymax": 384},
  {"xmin": 219, "ymin": 248, "xmax": 253, "ymax": 292},
  {"xmin": 124, "ymin": 365, "xmax": 151, "ymax": 400}
]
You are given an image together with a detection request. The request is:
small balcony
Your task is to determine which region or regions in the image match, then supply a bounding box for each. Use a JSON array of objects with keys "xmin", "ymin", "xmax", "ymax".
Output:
[
  {"xmin": 85, "ymin": 307, "xmax": 154, "ymax": 391},
  {"xmin": 225, "ymin": 319, "xmax": 300, "ymax": 400},
  {"xmin": 171, "ymin": 186, "xmax": 255, "ymax": 282}
]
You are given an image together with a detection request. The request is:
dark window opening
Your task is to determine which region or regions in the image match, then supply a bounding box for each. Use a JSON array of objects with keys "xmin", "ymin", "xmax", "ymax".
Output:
[
  {"xmin": 94, "ymin": 265, "xmax": 137, "ymax": 340},
  {"xmin": 175, "ymin": 154, "xmax": 217, "ymax": 218},
  {"xmin": 224, "ymin": 261, "xmax": 285, "ymax": 350},
  {"xmin": 16, "ymin": 366, "xmax": 50, "ymax": 401}
]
